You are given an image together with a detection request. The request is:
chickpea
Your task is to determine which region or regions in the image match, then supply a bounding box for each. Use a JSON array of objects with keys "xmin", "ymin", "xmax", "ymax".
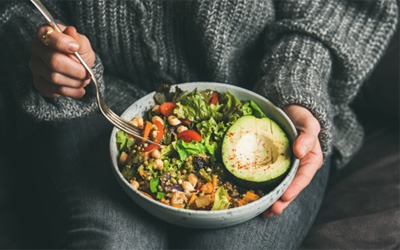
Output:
[
  {"xmin": 119, "ymin": 152, "xmax": 128, "ymax": 164},
  {"xmin": 130, "ymin": 180, "xmax": 139, "ymax": 189},
  {"xmin": 151, "ymin": 149, "xmax": 161, "ymax": 159},
  {"xmin": 130, "ymin": 117, "xmax": 144, "ymax": 128},
  {"xmin": 176, "ymin": 125, "xmax": 188, "ymax": 133},
  {"xmin": 170, "ymin": 191, "xmax": 188, "ymax": 207},
  {"xmin": 182, "ymin": 181, "xmax": 195, "ymax": 192},
  {"xmin": 152, "ymin": 105, "xmax": 161, "ymax": 114},
  {"xmin": 167, "ymin": 115, "xmax": 181, "ymax": 126},
  {"xmin": 151, "ymin": 130, "xmax": 159, "ymax": 140},
  {"xmin": 154, "ymin": 159, "xmax": 164, "ymax": 170},
  {"xmin": 151, "ymin": 115, "xmax": 164, "ymax": 125}
]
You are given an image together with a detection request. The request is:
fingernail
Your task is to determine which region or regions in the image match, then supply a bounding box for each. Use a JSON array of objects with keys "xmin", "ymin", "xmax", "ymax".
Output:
[{"xmin": 68, "ymin": 42, "xmax": 79, "ymax": 52}]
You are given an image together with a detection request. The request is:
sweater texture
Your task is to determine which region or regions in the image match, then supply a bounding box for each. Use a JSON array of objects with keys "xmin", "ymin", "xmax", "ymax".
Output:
[{"xmin": 0, "ymin": 0, "xmax": 398, "ymax": 169}]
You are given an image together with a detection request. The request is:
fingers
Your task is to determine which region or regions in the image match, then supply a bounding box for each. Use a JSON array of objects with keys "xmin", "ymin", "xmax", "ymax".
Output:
[
  {"xmin": 61, "ymin": 26, "xmax": 96, "ymax": 66},
  {"xmin": 29, "ymin": 57, "xmax": 90, "ymax": 88},
  {"xmin": 293, "ymin": 131, "xmax": 318, "ymax": 159},
  {"xmin": 262, "ymin": 105, "xmax": 324, "ymax": 218},
  {"xmin": 29, "ymin": 55, "xmax": 89, "ymax": 99},
  {"xmin": 33, "ymin": 75, "xmax": 86, "ymax": 99},
  {"xmin": 281, "ymin": 140, "xmax": 322, "ymax": 199},
  {"xmin": 263, "ymin": 143, "xmax": 322, "ymax": 218},
  {"xmin": 30, "ymin": 44, "xmax": 88, "ymax": 80},
  {"xmin": 284, "ymin": 105, "xmax": 321, "ymax": 157},
  {"xmin": 36, "ymin": 24, "xmax": 80, "ymax": 53},
  {"xmin": 30, "ymin": 24, "xmax": 95, "ymax": 99},
  {"xmin": 264, "ymin": 138, "xmax": 323, "ymax": 217}
]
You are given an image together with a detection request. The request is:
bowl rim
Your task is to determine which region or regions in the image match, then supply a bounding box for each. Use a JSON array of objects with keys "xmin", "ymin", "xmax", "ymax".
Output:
[{"xmin": 109, "ymin": 81, "xmax": 299, "ymax": 215}]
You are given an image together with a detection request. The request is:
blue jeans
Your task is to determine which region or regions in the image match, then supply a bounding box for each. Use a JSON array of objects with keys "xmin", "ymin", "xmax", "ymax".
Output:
[{"xmin": 26, "ymin": 111, "xmax": 330, "ymax": 249}]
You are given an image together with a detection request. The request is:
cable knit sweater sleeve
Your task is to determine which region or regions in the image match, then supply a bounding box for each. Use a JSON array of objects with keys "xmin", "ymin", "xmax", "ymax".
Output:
[
  {"xmin": 0, "ymin": 1, "xmax": 146, "ymax": 121},
  {"xmin": 254, "ymin": 0, "xmax": 398, "ymax": 165}
]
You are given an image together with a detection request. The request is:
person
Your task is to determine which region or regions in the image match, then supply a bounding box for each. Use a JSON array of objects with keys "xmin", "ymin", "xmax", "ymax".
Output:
[{"xmin": 0, "ymin": 0, "xmax": 397, "ymax": 249}]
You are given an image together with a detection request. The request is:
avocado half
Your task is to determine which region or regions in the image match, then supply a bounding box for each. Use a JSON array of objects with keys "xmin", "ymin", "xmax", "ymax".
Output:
[{"xmin": 222, "ymin": 115, "xmax": 291, "ymax": 188}]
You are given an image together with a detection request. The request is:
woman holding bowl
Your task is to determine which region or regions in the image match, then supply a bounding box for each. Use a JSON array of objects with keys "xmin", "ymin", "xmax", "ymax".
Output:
[{"xmin": 0, "ymin": 0, "xmax": 397, "ymax": 249}]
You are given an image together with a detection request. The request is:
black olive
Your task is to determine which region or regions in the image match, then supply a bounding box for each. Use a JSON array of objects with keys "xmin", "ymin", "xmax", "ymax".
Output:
[{"xmin": 193, "ymin": 156, "xmax": 206, "ymax": 170}]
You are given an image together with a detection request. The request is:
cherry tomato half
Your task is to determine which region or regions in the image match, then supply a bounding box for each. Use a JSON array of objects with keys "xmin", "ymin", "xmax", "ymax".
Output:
[
  {"xmin": 209, "ymin": 92, "xmax": 219, "ymax": 104},
  {"xmin": 177, "ymin": 129, "xmax": 202, "ymax": 142},
  {"xmin": 159, "ymin": 102, "xmax": 176, "ymax": 117}
]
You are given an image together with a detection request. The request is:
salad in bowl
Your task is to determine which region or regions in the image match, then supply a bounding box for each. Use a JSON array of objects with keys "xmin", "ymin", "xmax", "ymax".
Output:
[{"xmin": 110, "ymin": 82, "xmax": 299, "ymax": 228}]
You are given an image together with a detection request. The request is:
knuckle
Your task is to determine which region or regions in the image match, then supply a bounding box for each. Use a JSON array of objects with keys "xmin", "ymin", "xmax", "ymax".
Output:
[{"xmin": 55, "ymin": 38, "xmax": 64, "ymax": 50}]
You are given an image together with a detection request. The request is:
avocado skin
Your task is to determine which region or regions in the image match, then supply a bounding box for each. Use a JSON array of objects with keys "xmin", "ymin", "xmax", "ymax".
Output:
[{"xmin": 225, "ymin": 165, "xmax": 290, "ymax": 190}]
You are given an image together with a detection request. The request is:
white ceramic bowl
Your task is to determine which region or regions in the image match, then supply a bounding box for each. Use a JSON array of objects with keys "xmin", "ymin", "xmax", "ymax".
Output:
[{"xmin": 109, "ymin": 82, "xmax": 299, "ymax": 229}]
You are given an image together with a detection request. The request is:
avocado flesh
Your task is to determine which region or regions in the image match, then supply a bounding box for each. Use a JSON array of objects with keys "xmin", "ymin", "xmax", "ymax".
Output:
[{"xmin": 222, "ymin": 116, "xmax": 291, "ymax": 186}]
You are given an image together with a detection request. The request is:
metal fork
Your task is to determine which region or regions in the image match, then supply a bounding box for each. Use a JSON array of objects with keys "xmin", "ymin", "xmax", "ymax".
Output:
[{"xmin": 30, "ymin": 0, "xmax": 162, "ymax": 146}]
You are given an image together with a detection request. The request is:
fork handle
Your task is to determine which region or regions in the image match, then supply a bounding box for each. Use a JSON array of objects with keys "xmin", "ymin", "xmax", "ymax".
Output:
[{"xmin": 30, "ymin": 0, "xmax": 62, "ymax": 32}]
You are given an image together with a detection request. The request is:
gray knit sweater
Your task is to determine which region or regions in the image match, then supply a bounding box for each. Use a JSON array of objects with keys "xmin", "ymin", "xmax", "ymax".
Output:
[{"xmin": 0, "ymin": 0, "xmax": 397, "ymax": 169}]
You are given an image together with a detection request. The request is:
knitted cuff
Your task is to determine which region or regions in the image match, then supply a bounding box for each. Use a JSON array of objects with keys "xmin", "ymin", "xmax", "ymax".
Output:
[{"xmin": 254, "ymin": 34, "xmax": 333, "ymax": 160}]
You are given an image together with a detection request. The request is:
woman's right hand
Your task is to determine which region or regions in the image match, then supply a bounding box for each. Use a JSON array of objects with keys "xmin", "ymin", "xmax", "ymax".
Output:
[{"xmin": 29, "ymin": 24, "xmax": 95, "ymax": 99}]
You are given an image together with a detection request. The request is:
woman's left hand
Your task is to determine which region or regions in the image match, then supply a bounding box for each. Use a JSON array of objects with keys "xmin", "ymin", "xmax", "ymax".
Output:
[{"xmin": 263, "ymin": 104, "xmax": 323, "ymax": 217}]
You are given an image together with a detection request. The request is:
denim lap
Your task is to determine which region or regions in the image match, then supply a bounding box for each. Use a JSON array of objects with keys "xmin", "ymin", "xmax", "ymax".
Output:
[{"xmin": 27, "ymin": 112, "xmax": 329, "ymax": 249}]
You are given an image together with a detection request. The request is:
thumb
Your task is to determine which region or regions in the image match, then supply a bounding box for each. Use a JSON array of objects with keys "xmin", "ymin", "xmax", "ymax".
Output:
[
  {"xmin": 63, "ymin": 26, "xmax": 95, "ymax": 68},
  {"xmin": 63, "ymin": 26, "xmax": 80, "ymax": 49},
  {"xmin": 63, "ymin": 26, "xmax": 80, "ymax": 50},
  {"xmin": 283, "ymin": 105, "xmax": 320, "ymax": 159},
  {"xmin": 293, "ymin": 132, "xmax": 318, "ymax": 159}
]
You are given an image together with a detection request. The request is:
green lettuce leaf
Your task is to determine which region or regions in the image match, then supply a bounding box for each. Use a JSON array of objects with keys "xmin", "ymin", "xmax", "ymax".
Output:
[
  {"xmin": 220, "ymin": 91, "xmax": 243, "ymax": 123},
  {"xmin": 116, "ymin": 130, "xmax": 135, "ymax": 152},
  {"xmin": 196, "ymin": 117, "xmax": 227, "ymax": 151},
  {"xmin": 249, "ymin": 100, "xmax": 266, "ymax": 118},
  {"xmin": 174, "ymin": 90, "xmax": 222, "ymax": 122},
  {"xmin": 173, "ymin": 140, "xmax": 216, "ymax": 161},
  {"xmin": 241, "ymin": 102, "xmax": 253, "ymax": 116},
  {"xmin": 149, "ymin": 177, "xmax": 160, "ymax": 193}
]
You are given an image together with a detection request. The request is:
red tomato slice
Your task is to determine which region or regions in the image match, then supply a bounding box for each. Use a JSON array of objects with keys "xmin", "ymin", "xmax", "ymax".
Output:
[
  {"xmin": 209, "ymin": 92, "xmax": 219, "ymax": 104},
  {"xmin": 177, "ymin": 130, "xmax": 202, "ymax": 142},
  {"xmin": 153, "ymin": 120, "xmax": 164, "ymax": 143},
  {"xmin": 159, "ymin": 102, "xmax": 176, "ymax": 117}
]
